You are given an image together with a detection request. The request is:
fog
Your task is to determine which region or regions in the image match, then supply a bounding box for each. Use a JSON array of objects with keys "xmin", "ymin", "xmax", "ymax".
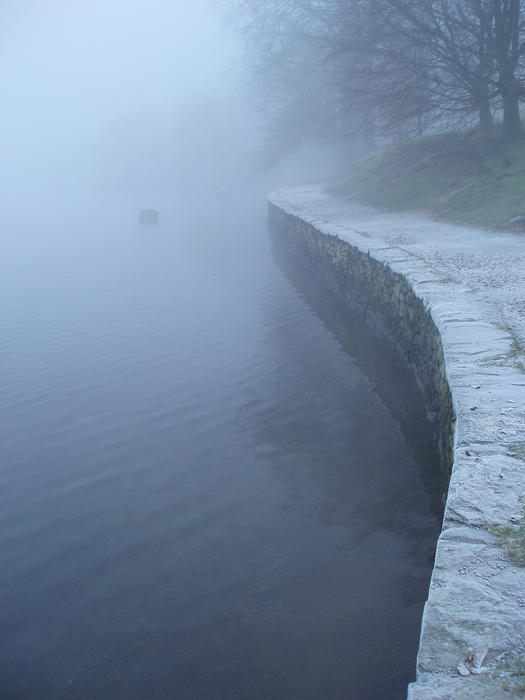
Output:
[
  {"xmin": 3, "ymin": 1, "xmax": 354, "ymax": 231},
  {"xmin": 0, "ymin": 0, "xmax": 266, "ymax": 226}
]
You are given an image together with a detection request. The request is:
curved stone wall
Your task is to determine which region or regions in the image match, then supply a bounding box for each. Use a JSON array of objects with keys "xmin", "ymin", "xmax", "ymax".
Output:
[
  {"xmin": 268, "ymin": 189, "xmax": 525, "ymax": 699},
  {"xmin": 268, "ymin": 201, "xmax": 454, "ymax": 481}
]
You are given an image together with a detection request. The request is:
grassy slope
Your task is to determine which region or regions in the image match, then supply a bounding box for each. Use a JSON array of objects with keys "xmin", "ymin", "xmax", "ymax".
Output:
[{"xmin": 331, "ymin": 129, "xmax": 525, "ymax": 229}]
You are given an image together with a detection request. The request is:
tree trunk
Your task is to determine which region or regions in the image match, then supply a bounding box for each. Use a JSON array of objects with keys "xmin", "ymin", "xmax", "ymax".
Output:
[
  {"xmin": 478, "ymin": 99, "xmax": 493, "ymax": 132},
  {"xmin": 502, "ymin": 90, "xmax": 522, "ymax": 141}
]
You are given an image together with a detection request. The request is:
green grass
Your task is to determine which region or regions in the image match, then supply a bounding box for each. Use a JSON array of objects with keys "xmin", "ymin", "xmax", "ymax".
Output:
[
  {"xmin": 330, "ymin": 128, "xmax": 525, "ymax": 229},
  {"xmin": 499, "ymin": 654, "xmax": 525, "ymax": 696},
  {"xmin": 508, "ymin": 442, "xmax": 525, "ymax": 461},
  {"xmin": 479, "ymin": 322, "xmax": 525, "ymax": 372},
  {"xmin": 489, "ymin": 508, "xmax": 525, "ymax": 567}
]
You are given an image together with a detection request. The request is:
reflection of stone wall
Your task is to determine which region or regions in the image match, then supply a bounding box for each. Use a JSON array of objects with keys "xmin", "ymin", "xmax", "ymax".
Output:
[{"xmin": 268, "ymin": 201, "xmax": 455, "ymax": 483}]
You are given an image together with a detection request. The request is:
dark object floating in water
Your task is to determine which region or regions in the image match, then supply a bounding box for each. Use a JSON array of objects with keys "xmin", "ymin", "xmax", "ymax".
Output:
[{"xmin": 139, "ymin": 209, "xmax": 159, "ymax": 226}]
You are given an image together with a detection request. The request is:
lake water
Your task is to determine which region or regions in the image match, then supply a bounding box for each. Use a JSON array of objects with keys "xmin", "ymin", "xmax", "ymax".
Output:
[{"xmin": 0, "ymin": 191, "xmax": 442, "ymax": 699}]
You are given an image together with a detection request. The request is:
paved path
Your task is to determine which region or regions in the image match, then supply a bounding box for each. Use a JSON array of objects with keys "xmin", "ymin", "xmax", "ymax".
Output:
[{"xmin": 270, "ymin": 186, "xmax": 525, "ymax": 699}]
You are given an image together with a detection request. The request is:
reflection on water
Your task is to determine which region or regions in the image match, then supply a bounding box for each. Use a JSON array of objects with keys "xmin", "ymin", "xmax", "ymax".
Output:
[
  {"xmin": 269, "ymin": 233, "xmax": 446, "ymax": 523},
  {"xmin": 0, "ymin": 193, "xmax": 441, "ymax": 699}
]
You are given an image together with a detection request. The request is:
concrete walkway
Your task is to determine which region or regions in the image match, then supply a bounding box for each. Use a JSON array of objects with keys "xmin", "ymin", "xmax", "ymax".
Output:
[{"xmin": 269, "ymin": 186, "xmax": 525, "ymax": 699}]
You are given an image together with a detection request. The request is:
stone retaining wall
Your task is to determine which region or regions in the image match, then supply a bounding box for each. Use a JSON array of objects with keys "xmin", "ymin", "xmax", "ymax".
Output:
[
  {"xmin": 268, "ymin": 190, "xmax": 525, "ymax": 699},
  {"xmin": 268, "ymin": 202, "xmax": 454, "ymax": 481}
]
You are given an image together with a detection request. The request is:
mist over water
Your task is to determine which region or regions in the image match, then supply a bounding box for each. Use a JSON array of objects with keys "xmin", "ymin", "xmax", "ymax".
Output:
[
  {"xmin": 0, "ymin": 0, "xmax": 258, "ymax": 224},
  {"xmin": 1, "ymin": 4, "xmax": 442, "ymax": 699}
]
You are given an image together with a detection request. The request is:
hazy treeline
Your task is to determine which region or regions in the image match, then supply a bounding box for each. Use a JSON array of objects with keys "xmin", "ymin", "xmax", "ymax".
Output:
[{"xmin": 226, "ymin": 0, "xmax": 525, "ymax": 155}]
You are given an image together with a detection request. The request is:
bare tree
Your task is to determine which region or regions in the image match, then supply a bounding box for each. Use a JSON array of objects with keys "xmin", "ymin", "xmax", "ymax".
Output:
[
  {"xmin": 222, "ymin": 0, "xmax": 525, "ymax": 160},
  {"xmin": 224, "ymin": 0, "xmax": 342, "ymax": 163},
  {"xmin": 490, "ymin": 0, "xmax": 525, "ymax": 139}
]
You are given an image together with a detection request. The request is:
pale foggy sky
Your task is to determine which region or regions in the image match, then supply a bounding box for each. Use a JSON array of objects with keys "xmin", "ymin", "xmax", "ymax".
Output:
[{"xmin": 0, "ymin": 0, "xmax": 252, "ymax": 203}]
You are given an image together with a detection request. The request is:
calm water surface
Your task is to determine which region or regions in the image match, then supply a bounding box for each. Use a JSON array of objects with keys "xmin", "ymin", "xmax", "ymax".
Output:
[{"xmin": 0, "ymin": 191, "xmax": 442, "ymax": 699}]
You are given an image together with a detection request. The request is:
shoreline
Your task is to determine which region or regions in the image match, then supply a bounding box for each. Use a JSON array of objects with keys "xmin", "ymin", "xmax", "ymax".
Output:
[{"xmin": 268, "ymin": 186, "xmax": 525, "ymax": 699}]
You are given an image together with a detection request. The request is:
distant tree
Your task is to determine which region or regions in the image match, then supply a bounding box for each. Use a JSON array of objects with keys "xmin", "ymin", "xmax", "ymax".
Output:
[
  {"xmin": 222, "ymin": 0, "xmax": 525, "ymax": 159},
  {"xmin": 345, "ymin": 1, "xmax": 496, "ymax": 133},
  {"xmin": 224, "ymin": 0, "xmax": 342, "ymax": 164},
  {"xmin": 490, "ymin": 0, "xmax": 525, "ymax": 140},
  {"xmin": 325, "ymin": 1, "xmax": 439, "ymax": 138}
]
